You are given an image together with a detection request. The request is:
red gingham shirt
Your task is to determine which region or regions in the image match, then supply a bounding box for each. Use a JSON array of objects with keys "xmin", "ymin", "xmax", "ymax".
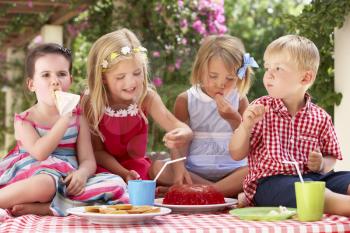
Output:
[{"xmin": 244, "ymin": 94, "xmax": 342, "ymax": 205}]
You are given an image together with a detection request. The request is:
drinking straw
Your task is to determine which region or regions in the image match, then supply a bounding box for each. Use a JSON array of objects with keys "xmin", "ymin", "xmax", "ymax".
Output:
[
  {"xmin": 282, "ymin": 160, "xmax": 304, "ymax": 183},
  {"xmin": 153, "ymin": 157, "xmax": 186, "ymax": 182}
]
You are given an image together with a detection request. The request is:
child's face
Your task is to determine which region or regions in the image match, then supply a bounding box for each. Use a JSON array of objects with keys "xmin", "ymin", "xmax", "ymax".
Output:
[
  {"xmin": 28, "ymin": 54, "xmax": 72, "ymax": 106},
  {"xmin": 103, "ymin": 58, "xmax": 144, "ymax": 105},
  {"xmin": 263, "ymin": 52, "xmax": 306, "ymax": 99},
  {"xmin": 201, "ymin": 56, "xmax": 237, "ymax": 98}
]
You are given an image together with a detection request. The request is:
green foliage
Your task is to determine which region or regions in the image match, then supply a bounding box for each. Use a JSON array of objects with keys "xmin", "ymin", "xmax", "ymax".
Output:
[
  {"xmin": 225, "ymin": 0, "xmax": 350, "ymax": 117},
  {"xmin": 0, "ymin": 0, "xmax": 87, "ymax": 47},
  {"xmin": 225, "ymin": 0, "xmax": 306, "ymax": 101},
  {"xmin": 0, "ymin": 10, "xmax": 51, "ymax": 44},
  {"xmin": 0, "ymin": 57, "xmax": 36, "ymax": 152},
  {"xmin": 284, "ymin": 0, "xmax": 350, "ymax": 115},
  {"xmin": 1, "ymin": 0, "xmax": 350, "ymax": 152},
  {"xmin": 70, "ymin": 0, "xmax": 115, "ymax": 94}
]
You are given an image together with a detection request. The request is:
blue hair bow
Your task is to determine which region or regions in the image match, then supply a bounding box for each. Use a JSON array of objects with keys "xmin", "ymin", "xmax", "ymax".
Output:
[{"xmin": 237, "ymin": 53, "xmax": 259, "ymax": 80}]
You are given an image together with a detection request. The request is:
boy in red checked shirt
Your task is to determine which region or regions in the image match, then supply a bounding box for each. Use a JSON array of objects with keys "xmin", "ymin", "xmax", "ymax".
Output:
[{"xmin": 230, "ymin": 35, "xmax": 350, "ymax": 216}]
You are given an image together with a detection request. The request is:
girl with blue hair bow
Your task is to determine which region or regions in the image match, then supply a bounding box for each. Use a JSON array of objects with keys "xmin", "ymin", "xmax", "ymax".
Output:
[{"xmin": 172, "ymin": 35, "xmax": 258, "ymax": 200}]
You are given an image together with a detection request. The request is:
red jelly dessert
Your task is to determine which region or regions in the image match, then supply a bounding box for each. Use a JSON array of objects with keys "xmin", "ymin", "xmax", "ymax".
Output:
[{"xmin": 163, "ymin": 184, "xmax": 225, "ymax": 205}]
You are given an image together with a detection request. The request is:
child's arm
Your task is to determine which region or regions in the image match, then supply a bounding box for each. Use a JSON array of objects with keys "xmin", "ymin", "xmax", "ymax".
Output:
[
  {"xmin": 214, "ymin": 95, "xmax": 249, "ymax": 130},
  {"xmin": 14, "ymin": 114, "xmax": 72, "ymax": 161},
  {"xmin": 238, "ymin": 96, "xmax": 249, "ymax": 118},
  {"xmin": 64, "ymin": 115, "xmax": 96, "ymax": 195},
  {"xmin": 144, "ymin": 89, "xmax": 193, "ymax": 149},
  {"xmin": 145, "ymin": 89, "xmax": 193, "ymax": 184},
  {"xmin": 308, "ymin": 151, "xmax": 336, "ymax": 173},
  {"xmin": 308, "ymin": 113, "xmax": 342, "ymax": 174},
  {"xmin": 172, "ymin": 92, "xmax": 193, "ymax": 184},
  {"xmin": 173, "ymin": 92, "xmax": 190, "ymax": 124},
  {"xmin": 92, "ymin": 135, "xmax": 139, "ymax": 181},
  {"xmin": 321, "ymin": 156, "xmax": 337, "ymax": 173},
  {"xmin": 229, "ymin": 104, "xmax": 266, "ymax": 160}
]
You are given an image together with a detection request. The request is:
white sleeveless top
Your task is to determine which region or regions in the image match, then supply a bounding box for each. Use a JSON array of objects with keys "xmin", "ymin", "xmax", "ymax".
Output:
[{"xmin": 185, "ymin": 86, "xmax": 247, "ymax": 181}]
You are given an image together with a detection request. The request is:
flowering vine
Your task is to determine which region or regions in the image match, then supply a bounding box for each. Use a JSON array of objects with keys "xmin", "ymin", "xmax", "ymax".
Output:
[{"xmin": 146, "ymin": 0, "xmax": 228, "ymax": 87}]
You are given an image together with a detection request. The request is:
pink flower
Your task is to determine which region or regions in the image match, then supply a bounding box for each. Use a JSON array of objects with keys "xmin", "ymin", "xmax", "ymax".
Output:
[
  {"xmin": 178, "ymin": 0, "xmax": 184, "ymax": 8},
  {"xmin": 33, "ymin": 35, "xmax": 43, "ymax": 44},
  {"xmin": 216, "ymin": 14, "xmax": 225, "ymax": 24},
  {"xmin": 27, "ymin": 0, "xmax": 33, "ymax": 8},
  {"xmin": 78, "ymin": 21, "xmax": 90, "ymax": 31},
  {"xmin": 155, "ymin": 3, "xmax": 162, "ymax": 12},
  {"xmin": 192, "ymin": 19, "xmax": 207, "ymax": 36},
  {"xmin": 153, "ymin": 77, "xmax": 163, "ymax": 87},
  {"xmin": 181, "ymin": 38, "xmax": 187, "ymax": 45},
  {"xmin": 180, "ymin": 19, "xmax": 188, "ymax": 28},
  {"xmin": 152, "ymin": 51, "xmax": 161, "ymax": 58},
  {"xmin": 217, "ymin": 24, "xmax": 227, "ymax": 34},
  {"xmin": 191, "ymin": 0, "xmax": 227, "ymax": 36},
  {"xmin": 175, "ymin": 59, "xmax": 182, "ymax": 70},
  {"xmin": 0, "ymin": 52, "xmax": 6, "ymax": 62},
  {"xmin": 198, "ymin": 0, "xmax": 210, "ymax": 11},
  {"xmin": 208, "ymin": 22, "xmax": 217, "ymax": 34},
  {"xmin": 67, "ymin": 24, "xmax": 78, "ymax": 37}
]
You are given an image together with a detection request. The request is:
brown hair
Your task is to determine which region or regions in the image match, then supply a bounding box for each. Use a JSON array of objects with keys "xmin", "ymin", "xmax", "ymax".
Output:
[{"xmin": 25, "ymin": 43, "xmax": 72, "ymax": 79}]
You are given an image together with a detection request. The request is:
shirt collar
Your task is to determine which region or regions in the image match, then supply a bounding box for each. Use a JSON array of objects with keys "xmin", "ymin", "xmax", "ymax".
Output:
[
  {"xmin": 271, "ymin": 93, "xmax": 311, "ymax": 116},
  {"xmin": 189, "ymin": 85, "xmax": 235, "ymax": 102},
  {"xmin": 189, "ymin": 85, "xmax": 213, "ymax": 102}
]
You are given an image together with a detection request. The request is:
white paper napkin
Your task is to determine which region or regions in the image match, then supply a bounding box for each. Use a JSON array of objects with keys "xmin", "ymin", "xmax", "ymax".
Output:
[{"xmin": 54, "ymin": 91, "xmax": 80, "ymax": 116}]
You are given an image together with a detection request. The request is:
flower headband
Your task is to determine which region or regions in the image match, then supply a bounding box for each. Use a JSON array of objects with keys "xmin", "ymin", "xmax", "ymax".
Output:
[
  {"xmin": 101, "ymin": 46, "xmax": 147, "ymax": 70},
  {"xmin": 237, "ymin": 53, "xmax": 259, "ymax": 79}
]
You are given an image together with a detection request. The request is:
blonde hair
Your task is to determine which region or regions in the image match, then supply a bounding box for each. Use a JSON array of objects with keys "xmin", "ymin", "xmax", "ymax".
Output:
[
  {"xmin": 190, "ymin": 35, "xmax": 252, "ymax": 96},
  {"xmin": 264, "ymin": 35, "xmax": 320, "ymax": 74},
  {"xmin": 81, "ymin": 28, "xmax": 150, "ymax": 138}
]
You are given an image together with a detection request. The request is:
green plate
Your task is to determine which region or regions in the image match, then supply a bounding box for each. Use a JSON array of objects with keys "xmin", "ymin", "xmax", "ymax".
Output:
[{"xmin": 230, "ymin": 207, "xmax": 296, "ymax": 221}]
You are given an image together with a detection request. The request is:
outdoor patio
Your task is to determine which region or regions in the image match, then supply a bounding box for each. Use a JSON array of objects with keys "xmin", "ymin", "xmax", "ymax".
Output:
[{"xmin": 1, "ymin": 1, "xmax": 350, "ymax": 232}]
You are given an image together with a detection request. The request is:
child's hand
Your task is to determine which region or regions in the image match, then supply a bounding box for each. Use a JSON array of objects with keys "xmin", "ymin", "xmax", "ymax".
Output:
[
  {"xmin": 242, "ymin": 104, "xmax": 267, "ymax": 131},
  {"xmin": 173, "ymin": 163, "xmax": 192, "ymax": 185},
  {"xmin": 64, "ymin": 170, "xmax": 88, "ymax": 196},
  {"xmin": 125, "ymin": 170, "xmax": 141, "ymax": 182},
  {"xmin": 163, "ymin": 128, "xmax": 193, "ymax": 149},
  {"xmin": 214, "ymin": 94, "xmax": 238, "ymax": 120},
  {"xmin": 308, "ymin": 151, "xmax": 324, "ymax": 173}
]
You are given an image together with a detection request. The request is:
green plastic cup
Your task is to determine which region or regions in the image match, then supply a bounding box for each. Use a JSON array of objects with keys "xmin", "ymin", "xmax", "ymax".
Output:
[{"xmin": 295, "ymin": 181, "xmax": 325, "ymax": 221}]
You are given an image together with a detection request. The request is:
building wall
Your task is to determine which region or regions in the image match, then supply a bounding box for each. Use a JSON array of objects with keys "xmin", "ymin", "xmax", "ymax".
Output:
[{"xmin": 334, "ymin": 15, "xmax": 350, "ymax": 171}]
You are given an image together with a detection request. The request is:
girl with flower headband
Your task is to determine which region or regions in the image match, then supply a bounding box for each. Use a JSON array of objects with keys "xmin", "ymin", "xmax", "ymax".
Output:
[
  {"xmin": 81, "ymin": 29, "xmax": 192, "ymax": 184},
  {"xmin": 172, "ymin": 35, "xmax": 258, "ymax": 198},
  {"xmin": 0, "ymin": 43, "xmax": 128, "ymax": 216}
]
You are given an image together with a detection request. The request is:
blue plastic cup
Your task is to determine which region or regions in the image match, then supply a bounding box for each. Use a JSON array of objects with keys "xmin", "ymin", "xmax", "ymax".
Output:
[{"xmin": 128, "ymin": 180, "xmax": 156, "ymax": 206}]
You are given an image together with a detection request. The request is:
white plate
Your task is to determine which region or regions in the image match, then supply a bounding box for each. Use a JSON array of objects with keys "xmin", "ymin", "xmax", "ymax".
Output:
[
  {"xmin": 154, "ymin": 198, "xmax": 237, "ymax": 213},
  {"xmin": 67, "ymin": 206, "xmax": 171, "ymax": 225}
]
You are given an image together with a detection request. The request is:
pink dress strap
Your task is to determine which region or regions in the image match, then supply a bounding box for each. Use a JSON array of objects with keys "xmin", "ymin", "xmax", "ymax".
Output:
[
  {"xmin": 14, "ymin": 112, "xmax": 35, "ymax": 127},
  {"xmin": 72, "ymin": 106, "xmax": 81, "ymax": 127},
  {"xmin": 15, "ymin": 107, "xmax": 81, "ymax": 129}
]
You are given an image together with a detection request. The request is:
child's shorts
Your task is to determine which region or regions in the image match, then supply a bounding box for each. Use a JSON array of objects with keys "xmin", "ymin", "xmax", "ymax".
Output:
[{"xmin": 253, "ymin": 171, "xmax": 350, "ymax": 207}]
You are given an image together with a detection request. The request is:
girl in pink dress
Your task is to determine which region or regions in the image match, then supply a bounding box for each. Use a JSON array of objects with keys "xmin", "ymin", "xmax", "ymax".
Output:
[
  {"xmin": 82, "ymin": 28, "xmax": 193, "ymax": 184},
  {"xmin": 0, "ymin": 43, "xmax": 128, "ymax": 216}
]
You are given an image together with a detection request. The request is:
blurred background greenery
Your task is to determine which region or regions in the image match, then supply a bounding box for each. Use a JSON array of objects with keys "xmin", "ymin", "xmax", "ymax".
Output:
[{"xmin": 0, "ymin": 0, "xmax": 349, "ymax": 153}]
